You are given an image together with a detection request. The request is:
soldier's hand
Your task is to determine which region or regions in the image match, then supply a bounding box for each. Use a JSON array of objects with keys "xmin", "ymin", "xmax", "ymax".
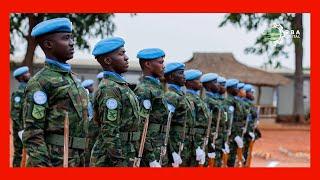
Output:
[
  {"xmin": 172, "ymin": 152, "xmax": 182, "ymax": 165},
  {"xmin": 249, "ymin": 132, "xmax": 255, "ymax": 140},
  {"xmin": 234, "ymin": 136, "xmax": 244, "ymax": 148},
  {"xmin": 149, "ymin": 160, "xmax": 161, "ymax": 168}
]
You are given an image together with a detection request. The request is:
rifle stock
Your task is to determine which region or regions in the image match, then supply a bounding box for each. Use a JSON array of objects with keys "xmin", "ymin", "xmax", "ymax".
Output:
[
  {"xmin": 133, "ymin": 113, "xmax": 149, "ymax": 167},
  {"xmin": 208, "ymin": 109, "xmax": 221, "ymax": 167},
  {"xmin": 159, "ymin": 111, "xmax": 173, "ymax": 166},
  {"xmin": 221, "ymin": 106, "xmax": 234, "ymax": 168},
  {"xmin": 245, "ymin": 140, "xmax": 255, "ymax": 167},
  {"xmin": 63, "ymin": 111, "xmax": 69, "ymax": 168}
]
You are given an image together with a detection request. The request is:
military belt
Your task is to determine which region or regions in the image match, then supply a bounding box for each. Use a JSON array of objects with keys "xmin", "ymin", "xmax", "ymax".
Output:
[
  {"xmin": 233, "ymin": 122, "xmax": 245, "ymax": 127},
  {"xmin": 148, "ymin": 123, "xmax": 162, "ymax": 132},
  {"xmin": 120, "ymin": 131, "xmax": 141, "ymax": 142},
  {"xmin": 46, "ymin": 134, "xmax": 88, "ymax": 150}
]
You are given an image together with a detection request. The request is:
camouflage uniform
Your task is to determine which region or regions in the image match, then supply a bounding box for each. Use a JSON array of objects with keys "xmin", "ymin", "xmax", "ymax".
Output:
[
  {"xmin": 242, "ymin": 99, "xmax": 261, "ymax": 162},
  {"xmin": 85, "ymin": 92, "xmax": 99, "ymax": 166},
  {"xmin": 204, "ymin": 92, "xmax": 227, "ymax": 167},
  {"xmin": 164, "ymin": 84, "xmax": 194, "ymax": 167},
  {"xmin": 185, "ymin": 89, "xmax": 210, "ymax": 166},
  {"xmin": 134, "ymin": 76, "xmax": 169, "ymax": 167},
  {"xmin": 224, "ymin": 94, "xmax": 246, "ymax": 167},
  {"xmin": 22, "ymin": 62, "xmax": 89, "ymax": 167},
  {"xmin": 90, "ymin": 72, "xmax": 141, "ymax": 167},
  {"xmin": 11, "ymin": 82, "xmax": 27, "ymax": 167}
]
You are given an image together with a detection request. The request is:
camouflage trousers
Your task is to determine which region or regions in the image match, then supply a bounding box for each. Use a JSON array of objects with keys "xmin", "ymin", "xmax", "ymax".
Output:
[
  {"xmin": 26, "ymin": 144, "xmax": 84, "ymax": 167},
  {"xmin": 12, "ymin": 134, "xmax": 23, "ymax": 167},
  {"xmin": 140, "ymin": 133, "xmax": 169, "ymax": 167},
  {"xmin": 90, "ymin": 137, "xmax": 138, "ymax": 167},
  {"xmin": 227, "ymin": 137, "xmax": 238, "ymax": 167}
]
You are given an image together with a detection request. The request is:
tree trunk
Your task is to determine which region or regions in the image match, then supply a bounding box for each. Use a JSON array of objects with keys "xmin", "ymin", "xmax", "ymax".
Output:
[
  {"xmin": 22, "ymin": 14, "xmax": 37, "ymax": 74},
  {"xmin": 293, "ymin": 13, "xmax": 304, "ymax": 123}
]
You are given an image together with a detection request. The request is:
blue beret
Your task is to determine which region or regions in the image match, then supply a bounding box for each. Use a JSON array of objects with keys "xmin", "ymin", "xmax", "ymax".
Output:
[
  {"xmin": 184, "ymin": 69, "xmax": 202, "ymax": 81},
  {"xmin": 243, "ymin": 84, "xmax": 253, "ymax": 92},
  {"xmin": 237, "ymin": 82, "xmax": 245, "ymax": 89},
  {"xmin": 92, "ymin": 37, "xmax": 125, "ymax": 57},
  {"xmin": 217, "ymin": 76, "xmax": 226, "ymax": 84},
  {"xmin": 200, "ymin": 73, "xmax": 218, "ymax": 83},
  {"xmin": 31, "ymin": 18, "xmax": 72, "ymax": 37},
  {"xmin": 13, "ymin": 66, "xmax": 29, "ymax": 77},
  {"xmin": 164, "ymin": 62, "xmax": 185, "ymax": 75},
  {"xmin": 81, "ymin": 79, "xmax": 94, "ymax": 88},
  {"xmin": 96, "ymin": 72, "xmax": 104, "ymax": 79},
  {"xmin": 226, "ymin": 79, "xmax": 239, "ymax": 88},
  {"xmin": 137, "ymin": 48, "xmax": 165, "ymax": 60}
]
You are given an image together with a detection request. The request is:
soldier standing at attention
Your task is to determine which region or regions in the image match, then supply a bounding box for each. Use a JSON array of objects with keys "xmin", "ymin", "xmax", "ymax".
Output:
[
  {"xmin": 11, "ymin": 66, "xmax": 31, "ymax": 167},
  {"xmin": 224, "ymin": 79, "xmax": 246, "ymax": 167},
  {"xmin": 164, "ymin": 62, "xmax": 194, "ymax": 167},
  {"xmin": 242, "ymin": 84, "xmax": 261, "ymax": 163},
  {"xmin": 81, "ymin": 79, "xmax": 98, "ymax": 166},
  {"xmin": 201, "ymin": 73, "xmax": 224, "ymax": 167},
  {"xmin": 134, "ymin": 48, "xmax": 169, "ymax": 167},
  {"xmin": 22, "ymin": 18, "xmax": 89, "ymax": 167},
  {"xmin": 184, "ymin": 69, "xmax": 209, "ymax": 166},
  {"xmin": 216, "ymin": 76, "xmax": 231, "ymax": 163},
  {"xmin": 89, "ymin": 37, "xmax": 141, "ymax": 167}
]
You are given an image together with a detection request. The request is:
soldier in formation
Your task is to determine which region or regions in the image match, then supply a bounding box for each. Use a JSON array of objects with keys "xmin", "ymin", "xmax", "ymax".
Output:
[{"xmin": 12, "ymin": 17, "xmax": 261, "ymax": 168}]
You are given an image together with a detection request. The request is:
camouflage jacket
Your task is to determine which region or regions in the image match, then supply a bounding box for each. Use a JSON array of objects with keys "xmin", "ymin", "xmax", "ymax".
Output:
[
  {"xmin": 185, "ymin": 89, "xmax": 210, "ymax": 148},
  {"xmin": 224, "ymin": 94, "xmax": 247, "ymax": 138},
  {"xmin": 134, "ymin": 76, "xmax": 168, "ymax": 163},
  {"xmin": 22, "ymin": 62, "xmax": 89, "ymax": 167},
  {"xmin": 90, "ymin": 72, "xmax": 141, "ymax": 166},
  {"xmin": 164, "ymin": 84, "xmax": 194, "ymax": 153},
  {"xmin": 242, "ymin": 99, "xmax": 258, "ymax": 134},
  {"xmin": 11, "ymin": 83, "xmax": 27, "ymax": 134}
]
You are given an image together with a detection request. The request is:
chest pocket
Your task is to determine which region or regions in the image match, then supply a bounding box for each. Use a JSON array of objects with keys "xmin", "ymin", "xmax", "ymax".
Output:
[
  {"xmin": 125, "ymin": 91, "xmax": 139, "ymax": 119},
  {"xmin": 51, "ymin": 80, "xmax": 71, "ymax": 99}
]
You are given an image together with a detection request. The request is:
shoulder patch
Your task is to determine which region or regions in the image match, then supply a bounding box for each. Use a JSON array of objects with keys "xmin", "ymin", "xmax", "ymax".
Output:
[
  {"xmin": 14, "ymin": 96, "xmax": 21, "ymax": 103},
  {"xmin": 32, "ymin": 104, "xmax": 45, "ymax": 119},
  {"xmin": 106, "ymin": 98, "xmax": 118, "ymax": 110},
  {"xmin": 143, "ymin": 99, "xmax": 151, "ymax": 110},
  {"xmin": 33, "ymin": 91, "xmax": 47, "ymax": 105}
]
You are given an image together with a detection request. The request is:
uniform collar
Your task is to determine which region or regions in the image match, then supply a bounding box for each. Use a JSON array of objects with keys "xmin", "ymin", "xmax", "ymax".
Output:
[
  {"xmin": 45, "ymin": 58, "xmax": 71, "ymax": 73},
  {"xmin": 168, "ymin": 83, "xmax": 183, "ymax": 93},
  {"xmin": 206, "ymin": 91, "xmax": 220, "ymax": 99},
  {"xmin": 103, "ymin": 71, "xmax": 127, "ymax": 84},
  {"xmin": 19, "ymin": 82, "xmax": 27, "ymax": 88},
  {"xmin": 144, "ymin": 76, "xmax": 160, "ymax": 85},
  {"xmin": 234, "ymin": 96, "xmax": 243, "ymax": 101},
  {"xmin": 186, "ymin": 89, "xmax": 200, "ymax": 95}
]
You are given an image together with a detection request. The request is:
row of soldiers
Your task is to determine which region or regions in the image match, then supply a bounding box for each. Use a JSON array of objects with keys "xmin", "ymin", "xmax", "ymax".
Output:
[{"xmin": 10, "ymin": 17, "xmax": 261, "ymax": 168}]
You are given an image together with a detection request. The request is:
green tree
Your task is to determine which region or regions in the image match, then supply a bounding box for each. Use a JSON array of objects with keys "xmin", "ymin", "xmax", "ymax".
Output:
[
  {"xmin": 219, "ymin": 13, "xmax": 304, "ymax": 123},
  {"xmin": 10, "ymin": 13, "xmax": 116, "ymax": 73}
]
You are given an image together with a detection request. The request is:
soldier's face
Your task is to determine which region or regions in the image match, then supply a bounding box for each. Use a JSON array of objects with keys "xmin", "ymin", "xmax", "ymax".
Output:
[
  {"xmin": 149, "ymin": 57, "xmax": 164, "ymax": 77},
  {"xmin": 186, "ymin": 79, "xmax": 202, "ymax": 90},
  {"xmin": 247, "ymin": 92, "xmax": 254, "ymax": 100},
  {"xmin": 239, "ymin": 89, "xmax": 246, "ymax": 97},
  {"xmin": 47, "ymin": 32, "xmax": 74, "ymax": 62},
  {"xmin": 171, "ymin": 70, "xmax": 186, "ymax": 86},
  {"xmin": 109, "ymin": 47, "xmax": 129, "ymax": 74},
  {"xmin": 219, "ymin": 85, "xmax": 226, "ymax": 94}
]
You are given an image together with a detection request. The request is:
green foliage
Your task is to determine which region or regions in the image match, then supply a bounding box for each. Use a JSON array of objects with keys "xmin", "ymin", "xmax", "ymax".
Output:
[{"xmin": 10, "ymin": 13, "xmax": 116, "ymax": 54}]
